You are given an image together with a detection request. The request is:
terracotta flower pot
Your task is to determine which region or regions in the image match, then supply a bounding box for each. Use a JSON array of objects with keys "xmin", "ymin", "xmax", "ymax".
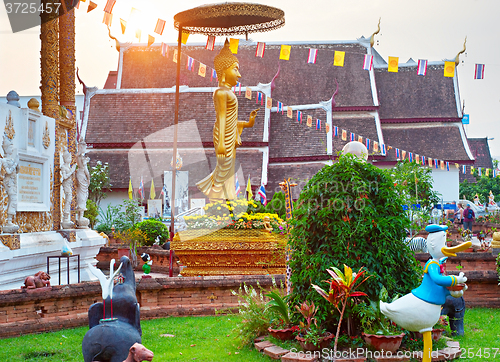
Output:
[
  {"xmin": 268, "ymin": 326, "xmax": 296, "ymax": 341},
  {"xmin": 412, "ymin": 328, "xmax": 446, "ymax": 341},
  {"xmin": 362, "ymin": 332, "xmax": 405, "ymax": 352},
  {"xmin": 117, "ymin": 247, "xmax": 130, "ymax": 259},
  {"xmin": 295, "ymin": 331, "xmax": 334, "ymax": 351}
]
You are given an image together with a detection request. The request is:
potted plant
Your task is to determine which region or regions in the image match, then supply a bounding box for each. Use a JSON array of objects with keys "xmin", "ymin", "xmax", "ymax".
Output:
[
  {"xmin": 265, "ymin": 290, "xmax": 298, "ymax": 340},
  {"xmin": 114, "ymin": 229, "xmax": 147, "ymax": 267},
  {"xmin": 354, "ymin": 287, "xmax": 405, "ymax": 353},
  {"xmin": 294, "ymin": 301, "xmax": 334, "ymax": 351},
  {"xmin": 312, "ymin": 265, "xmax": 371, "ymax": 356}
]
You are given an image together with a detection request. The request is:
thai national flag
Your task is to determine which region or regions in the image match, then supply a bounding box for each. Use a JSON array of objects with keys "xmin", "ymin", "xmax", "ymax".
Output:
[
  {"xmin": 160, "ymin": 184, "xmax": 167, "ymax": 197},
  {"xmin": 316, "ymin": 119, "xmax": 321, "ymax": 130},
  {"xmin": 494, "ymin": 169, "xmax": 497, "ymax": 178},
  {"xmin": 478, "ymin": 167, "xmax": 482, "ymax": 176},
  {"xmin": 161, "ymin": 43, "xmax": 168, "ymax": 57},
  {"xmin": 462, "ymin": 165, "xmax": 467, "ymax": 174},
  {"xmin": 409, "ymin": 153, "xmax": 413, "ymax": 162},
  {"xmin": 206, "ymin": 35, "xmax": 215, "ymax": 51},
  {"xmin": 421, "ymin": 156, "xmax": 426, "ymax": 166},
  {"xmin": 211, "ymin": 69, "xmax": 217, "ymax": 82},
  {"xmin": 277, "ymin": 102, "xmax": 283, "ymax": 113},
  {"xmin": 434, "ymin": 159, "xmax": 439, "ymax": 169},
  {"xmin": 297, "ymin": 111, "xmax": 303, "ymax": 123},
  {"xmin": 396, "ymin": 148, "xmax": 400, "ymax": 158},
  {"xmin": 474, "ymin": 64, "xmax": 485, "ymax": 79},
  {"xmin": 256, "ymin": 42, "xmax": 265, "ymax": 58},
  {"xmin": 139, "ymin": 177, "xmax": 144, "ymax": 200},
  {"xmin": 186, "ymin": 56, "xmax": 194, "ymax": 71},
  {"xmin": 307, "ymin": 48, "xmax": 318, "ymax": 64},
  {"xmin": 366, "ymin": 138, "xmax": 370, "ymax": 149},
  {"xmin": 446, "ymin": 162, "xmax": 450, "ymax": 171},
  {"xmin": 235, "ymin": 174, "xmax": 241, "ymax": 197},
  {"xmin": 381, "ymin": 144, "xmax": 386, "ymax": 156},
  {"xmin": 257, "ymin": 92, "xmax": 264, "ymax": 105},
  {"xmin": 350, "ymin": 133, "xmax": 355, "ymax": 142},
  {"xmin": 363, "ymin": 54, "xmax": 373, "ymax": 71},
  {"xmin": 334, "ymin": 126, "xmax": 338, "ymax": 137},
  {"xmin": 258, "ymin": 184, "xmax": 267, "ymax": 206},
  {"xmin": 417, "ymin": 59, "xmax": 427, "ymax": 76},
  {"xmin": 237, "ymin": 82, "xmax": 242, "ymax": 95}
]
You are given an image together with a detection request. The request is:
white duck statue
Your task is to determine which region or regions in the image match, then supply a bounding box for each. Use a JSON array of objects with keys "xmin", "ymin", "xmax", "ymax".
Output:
[
  {"xmin": 87, "ymin": 259, "xmax": 123, "ymax": 320},
  {"xmin": 380, "ymin": 224, "xmax": 471, "ymax": 362}
]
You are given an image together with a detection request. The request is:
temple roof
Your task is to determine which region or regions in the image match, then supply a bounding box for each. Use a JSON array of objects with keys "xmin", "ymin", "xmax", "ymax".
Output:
[{"xmin": 460, "ymin": 138, "xmax": 494, "ymax": 183}]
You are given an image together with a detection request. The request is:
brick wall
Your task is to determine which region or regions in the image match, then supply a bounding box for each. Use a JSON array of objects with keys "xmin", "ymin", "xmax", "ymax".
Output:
[{"xmin": 0, "ymin": 274, "xmax": 284, "ymax": 339}]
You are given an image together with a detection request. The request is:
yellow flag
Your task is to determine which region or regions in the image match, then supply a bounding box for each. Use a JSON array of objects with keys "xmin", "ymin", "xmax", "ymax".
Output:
[
  {"xmin": 181, "ymin": 31, "xmax": 189, "ymax": 44},
  {"xmin": 471, "ymin": 166, "xmax": 475, "ymax": 175},
  {"xmin": 341, "ymin": 129, "xmax": 347, "ymax": 141},
  {"xmin": 486, "ymin": 168, "xmax": 490, "ymax": 177},
  {"xmin": 229, "ymin": 38, "xmax": 239, "ymax": 54},
  {"xmin": 373, "ymin": 141, "xmax": 379, "ymax": 152},
  {"xmin": 388, "ymin": 56, "xmax": 399, "ymax": 72},
  {"xmin": 401, "ymin": 150, "xmax": 406, "ymax": 160},
  {"xmin": 455, "ymin": 163, "xmax": 459, "ymax": 169},
  {"xmin": 325, "ymin": 123, "xmax": 330, "ymax": 133},
  {"xmin": 280, "ymin": 45, "xmax": 291, "ymax": 60},
  {"xmin": 428, "ymin": 158, "xmax": 433, "ymax": 167},
  {"xmin": 198, "ymin": 63, "xmax": 206, "ymax": 77},
  {"xmin": 246, "ymin": 176, "xmax": 253, "ymax": 201},
  {"xmin": 266, "ymin": 97, "xmax": 272, "ymax": 109},
  {"xmin": 147, "ymin": 34, "xmax": 155, "ymax": 47},
  {"xmin": 416, "ymin": 155, "xmax": 420, "ymax": 164},
  {"xmin": 334, "ymin": 51, "xmax": 345, "ymax": 67},
  {"xmin": 245, "ymin": 87, "xmax": 252, "ymax": 100},
  {"xmin": 173, "ymin": 49, "xmax": 178, "ymax": 63},
  {"xmin": 358, "ymin": 135, "xmax": 363, "ymax": 143},
  {"xmin": 440, "ymin": 160, "xmax": 445, "ymax": 170},
  {"xmin": 150, "ymin": 178, "xmax": 156, "ymax": 200},
  {"xmin": 287, "ymin": 107, "xmax": 293, "ymax": 119},
  {"xmin": 306, "ymin": 115, "xmax": 312, "ymax": 127},
  {"xmin": 128, "ymin": 178, "xmax": 133, "ymax": 200},
  {"xmin": 444, "ymin": 61, "xmax": 455, "ymax": 77}
]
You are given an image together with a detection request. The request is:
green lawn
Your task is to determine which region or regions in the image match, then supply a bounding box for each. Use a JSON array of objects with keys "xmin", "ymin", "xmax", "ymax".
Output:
[{"xmin": 0, "ymin": 308, "xmax": 499, "ymax": 361}]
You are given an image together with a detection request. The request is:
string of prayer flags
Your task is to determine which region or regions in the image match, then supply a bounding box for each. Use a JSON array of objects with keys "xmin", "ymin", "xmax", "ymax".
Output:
[
  {"xmin": 363, "ymin": 54, "xmax": 373, "ymax": 70},
  {"xmin": 334, "ymin": 126, "xmax": 338, "ymax": 137},
  {"xmin": 198, "ymin": 63, "xmax": 206, "ymax": 77},
  {"xmin": 211, "ymin": 69, "xmax": 217, "ymax": 81},
  {"xmin": 373, "ymin": 141, "xmax": 379, "ymax": 152},
  {"xmin": 154, "ymin": 18, "xmax": 166, "ymax": 35},
  {"xmin": 186, "ymin": 56, "xmax": 194, "ymax": 71},
  {"xmin": 388, "ymin": 56, "xmax": 399, "ymax": 72},
  {"xmin": 280, "ymin": 45, "xmax": 291, "ymax": 60},
  {"xmin": 474, "ymin": 64, "xmax": 485, "ymax": 79},
  {"xmin": 206, "ymin": 36, "xmax": 215, "ymax": 51},
  {"xmin": 229, "ymin": 38, "xmax": 239, "ymax": 54},
  {"xmin": 256, "ymin": 42, "xmax": 265, "ymax": 58},
  {"xmin": 444, "ymin": 61, "xmax": 455, "ymax": 77},
  {"xmin": 350, "ymin": 132, "xmax": 355, "ymax": 142},
  {"xmin": 277, "ymin": 101, "xmax": 283, "ymax": 114},
  {"xmin": 245, "ymin": 87, "xmax": 252, "ymax": 100},
  {"xmin": 104, "ymin": 0, "xmax": 115, "ymax": 14},
  {"xmin": 334, "ymin": 51, "xmax": 345, "ymax": 67},
  {"xmin": 147, "ymin": 35, "xmax": 155, "ymax": 47},
  {"xmin": 181, "ymin": 31, "xmax": 189, "ymax": 45},
  {"xmin": 287, "ymin": 106, "xmax": 293, "ymax": 118},
  {"xmin": 120, "ymin": 19, "xmax": 126, "ymax": 34},
  {"xmin": 417, "ymin": 59, "xmax": 427, "ymax": 76},
  {"xmin": 341, "ymin": 129, "xmax": 347, "ymax": 141},
  {"xmin": 297, "ymin": 111, "xmax": 303, "ymax": 123},
  {"xmin": 307, "ymin": 49, "xmax": 318, "ymax": 64},
  {"xmin": 103, "ymin": 12, "xmax": 112, "ymax": 26},
  {"xmin": 87, "ymin": 1, "xmax": 97, "ymax": 12},
  {"xmin": 306, "ymin": 115, "xmax": 312, "ymax": 127},
  {"xmin": 316, "ymin": 119, "xmax": 321, "ymax": 130},
  {"xmin": 266, "ymin": 96, "xmax": 272, "ymax": 109}
]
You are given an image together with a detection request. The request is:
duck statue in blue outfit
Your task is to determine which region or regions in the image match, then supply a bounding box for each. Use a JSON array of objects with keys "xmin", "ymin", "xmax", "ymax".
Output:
[{"xmin": 380, "ymin": 224, "xmax": 471, "ymax": 362}]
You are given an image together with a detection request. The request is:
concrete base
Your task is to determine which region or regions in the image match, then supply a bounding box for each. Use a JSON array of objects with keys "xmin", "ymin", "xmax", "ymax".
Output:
[{"xmin": 0, "ymin": 229, "xmax": 106, "ymax": 290}]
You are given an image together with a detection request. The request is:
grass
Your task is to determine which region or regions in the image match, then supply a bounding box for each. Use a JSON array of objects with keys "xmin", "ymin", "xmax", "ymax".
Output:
[{"xmin": 0, "ymin": 308, "xmax": 499, "ymax": 361}]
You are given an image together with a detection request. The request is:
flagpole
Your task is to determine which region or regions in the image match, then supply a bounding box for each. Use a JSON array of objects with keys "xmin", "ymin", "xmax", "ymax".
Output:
[{"xmin": 170, "ymin": 25, "xmax": 182, "ymax": 244}]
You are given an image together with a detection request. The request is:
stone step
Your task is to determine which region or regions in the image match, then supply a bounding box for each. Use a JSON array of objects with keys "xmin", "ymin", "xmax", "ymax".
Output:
[{"xmin": 263, "ymin": 345, "xmax": 289, "ymax": 360}]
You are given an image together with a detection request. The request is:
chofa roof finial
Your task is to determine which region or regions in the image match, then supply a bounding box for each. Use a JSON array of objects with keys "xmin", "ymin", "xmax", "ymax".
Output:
[
  {"xmin": 370, "ymin": 18, "xmax": 381, "ymax": 47},
  {"xmin": 454, "ymin": 36, "xmax": 467, "ymax": 66}
]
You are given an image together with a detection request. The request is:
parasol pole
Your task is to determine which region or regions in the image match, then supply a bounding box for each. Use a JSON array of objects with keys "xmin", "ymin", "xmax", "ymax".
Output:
[{"xmin": 170, "ymin": 25, "xmax": 182, "ymax": 248}]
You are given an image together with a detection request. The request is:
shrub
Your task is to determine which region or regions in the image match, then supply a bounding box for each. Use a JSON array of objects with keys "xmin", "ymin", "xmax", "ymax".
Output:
[
  {"xmin": 84, "ymin": 199, "xmax": 99, "ymax": 229},
  {"xmin": 134, "ymin": 219, "xmax": 169, "ymax": 246},
  {"xmin": 288, "ymin": 154, "xmax": 422, "ymax": 329}
]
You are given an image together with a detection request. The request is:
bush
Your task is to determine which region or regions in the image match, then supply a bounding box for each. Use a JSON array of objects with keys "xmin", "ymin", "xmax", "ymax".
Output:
[
  {"xmin": 288, "ymin": 154, "xmax": 422, "ymax": 329},
  {"xmin": 133, "ymin": 219, "xmax": 169, "ymax": 246},
  {"xmin": 84, "ymin": 199, "xmax": 99, "ymax": 229}
]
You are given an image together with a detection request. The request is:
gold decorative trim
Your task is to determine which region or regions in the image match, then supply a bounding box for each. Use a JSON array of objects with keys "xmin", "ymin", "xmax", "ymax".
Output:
[
  {"xmin": 4, "ymin": 111, "xmax": 15, "ymax": 140},
  {"xmin": 43, "ymin": 121, "xmax": 51, "ymax": 149},
  {"xmin": 0, "ymin": 234, "xmax": 20, "ymax": 250}
]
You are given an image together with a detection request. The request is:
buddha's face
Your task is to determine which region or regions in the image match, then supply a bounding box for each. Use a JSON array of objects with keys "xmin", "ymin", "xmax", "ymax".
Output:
[{"xmin": 223, "ymin": 62, "xmax": 241, "ymax": 87}]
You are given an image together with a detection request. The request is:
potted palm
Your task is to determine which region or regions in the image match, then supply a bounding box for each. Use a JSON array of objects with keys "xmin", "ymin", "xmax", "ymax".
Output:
[
  {"xmin": 354, "ymin": 287, "xmax": 405, "ymax": 352},
  {"xmin": 294, "ymin": 301, "xmax": 334, "ymax": 351},
  {"xmin": 265, "ymin": 290, "xmax": 298, "ymax": 340}
]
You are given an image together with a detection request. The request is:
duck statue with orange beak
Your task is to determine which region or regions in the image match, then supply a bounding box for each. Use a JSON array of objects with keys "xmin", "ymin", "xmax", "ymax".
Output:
[{"xmin": 380, "ymin": 224, "xmax": 471, "ymax": 362}]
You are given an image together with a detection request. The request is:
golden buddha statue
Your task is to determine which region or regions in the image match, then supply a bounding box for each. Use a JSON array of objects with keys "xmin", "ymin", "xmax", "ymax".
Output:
[{"xmin": 197, "ymin": 39, "xmax": 259, "ymax": 201}]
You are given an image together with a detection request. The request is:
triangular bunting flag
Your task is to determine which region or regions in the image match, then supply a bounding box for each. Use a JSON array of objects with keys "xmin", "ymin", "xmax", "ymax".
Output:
[
  {"xmin": 147, "ymin": 35, "xmax": 155, "ymax": 47},
  {"xmin": 120, "ymin": 18, "xmax": 127, "ymax": 34},
  {"xmin": 87, "ymin": 1, "xmax": 97, "ymax": 12}
]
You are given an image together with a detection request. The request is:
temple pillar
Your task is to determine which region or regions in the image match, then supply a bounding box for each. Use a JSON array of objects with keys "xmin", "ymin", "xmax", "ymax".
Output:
[{"xmin": 40, "ymin": 0, "xmax": 60, "ymax": 229}]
